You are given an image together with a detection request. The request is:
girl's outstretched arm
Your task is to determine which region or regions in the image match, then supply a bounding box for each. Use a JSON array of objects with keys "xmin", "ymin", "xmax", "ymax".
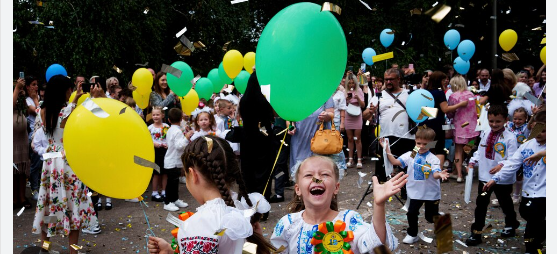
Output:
[{"xmin": 372, "ymin": 172, "xmax": 408, "ymax": 244}]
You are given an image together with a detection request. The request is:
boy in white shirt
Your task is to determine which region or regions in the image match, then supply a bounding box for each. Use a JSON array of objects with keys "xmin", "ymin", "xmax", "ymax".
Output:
[
  {"xmin": 380, "ymin": 126, "xmax": 449, "ymax": 244},
  {"xmin": 163, "ymin": 108, "xmax": 189, "ymax": 211},
  {"xmin": 465, "ymin": 105, "xmax": 520, "ymax": 246},
  {"xmin": 484, "ymin": 110, "xmax": 546, "ymax": 254}
]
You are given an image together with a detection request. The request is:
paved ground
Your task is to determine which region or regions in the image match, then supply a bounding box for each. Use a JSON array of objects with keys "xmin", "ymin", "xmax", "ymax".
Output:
[{"xmin": 14, "ymin": 160, "xmax": 543, "ymax": 253}]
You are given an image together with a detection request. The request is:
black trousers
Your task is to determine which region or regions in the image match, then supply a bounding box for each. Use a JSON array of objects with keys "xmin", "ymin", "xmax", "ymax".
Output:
[
  {"xmin": 164, "ymin": 167, "xmax": 181, "ymax": 204},
  {"xmin": 471, "ymin": 181, "xmax": 519, "ymax": 232},
  {"xmin": 520, "ymin": 197, "xmax": 546, "ymax": 253},
  {"xmin": 406, "ymin": 199, "xmax": 439, "ymax": 237}
]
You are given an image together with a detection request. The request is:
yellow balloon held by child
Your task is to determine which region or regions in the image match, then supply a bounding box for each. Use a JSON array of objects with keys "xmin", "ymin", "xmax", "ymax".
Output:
[{"xmin": 63, "ymin": 98, "xmax": 155, "ymax": 199}]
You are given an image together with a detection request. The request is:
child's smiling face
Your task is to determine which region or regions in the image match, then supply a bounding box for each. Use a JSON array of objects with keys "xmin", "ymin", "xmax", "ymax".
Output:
[{"xmin": 295, "ymin": 157, "xmax": 339, "ymax": 210}]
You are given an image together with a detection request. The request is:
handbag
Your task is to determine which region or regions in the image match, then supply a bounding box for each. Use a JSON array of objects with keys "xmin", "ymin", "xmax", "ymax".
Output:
[
  {"xmin": 346, "ymin": 104, "xmax": 362, "ymax": 116},
  {"xmin": 311, "ymin": 121, "xmax": 343, "ymax": 155}
]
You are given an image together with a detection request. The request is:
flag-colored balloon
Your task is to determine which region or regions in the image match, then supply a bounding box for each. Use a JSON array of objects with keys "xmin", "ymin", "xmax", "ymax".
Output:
[
  {"xmin": 499, "ymin": 29, "xmax": 518, "ymax": 52},
  {"xmin": 243, "ymin": 52, "xmax": 256, "ymax": 74},
  {"xmin": 223, "ymin": 50, "xmax": 244, "ymax": 79}
]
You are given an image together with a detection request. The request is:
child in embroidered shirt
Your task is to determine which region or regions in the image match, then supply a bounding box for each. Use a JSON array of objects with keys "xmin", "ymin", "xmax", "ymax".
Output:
[
  {"xmin": 148, "ymin": 106, "xmax": 169, "ymax": 202},
  {"xmin": 380, "ymin": 127, "xmax": 449, "ymax": 244},
  {"xmin": 162, "ymin": 108, "xmax": 189, "ymax": 212},
  {"xmin": 271, "ymin": 155, "xmax": 407, "ymax": 253},
  {"xmin": 188, "ymin": 110, "xmax": 223, "ymax": 142},
  {"xmin": 465, "ymin": 105, "xmax": 519, "ymax": 246},
  {"xmin": 485, "ymin": 110, "xmax": 546, "ymax": 253},
  {"xmin": 148, "ymin": 136, "xmax": 273, "ymax": 254},
  {"xmin": 215, "ymin": 98, "xmax": 240, "ymax": 154},
  {"xmin": 506, "ymin": 107, "xmax": 530, "ymax": 204}
]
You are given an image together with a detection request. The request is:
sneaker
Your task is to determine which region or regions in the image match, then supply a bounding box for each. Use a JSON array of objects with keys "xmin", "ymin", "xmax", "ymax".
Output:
[
  {"xmin": 512, "ymin": 196, "xmax": 520, "ymax": 205},
  {"xmin": 269, "ymin": 195, "xmax": 284, "ymax": 203},
  {"xmin": 164, "ymin": 202, "xmax": 179, "ymax": 212},
  {"xmin": 465, "ymin": 234, "xmax": 482, "ymax": 246},
  {"xmin": 151, "ymin": 194, "xmax": 163, "ymax": 202},
  {"xmin": 501, "ymin": 227, "xmax": 516, "ymax": 237},
  {"xmin": 491, "ymin": 199, "xmax": 499, "ymax": 207},
  {"xmin": 174, "ymin": 199, "xmax": 189, "ymax": 208},
  {"xmin": 402, "ymin": 234, "xmax": 419, "ymax": 244},
  {"xmin": 125, "ymin": 198, "xmax": 140, "ymax": 203},
  {"xmin": 82, "ymin": 225, "xmax": 101, "ymax": 235},
  {"xmin": 179, "ymin": 176, "xmax": 187, "ymax": 184},
  {"xmin": 356, "ymin": 161, "xmax": 363, "ymax": 169},
  {"xmin": 457, "ymin": 177, "xmax": 463, "ymax": 183}
]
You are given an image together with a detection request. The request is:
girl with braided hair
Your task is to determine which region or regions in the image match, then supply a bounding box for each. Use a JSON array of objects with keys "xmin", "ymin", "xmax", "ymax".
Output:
[{"xmin": 148, "ymin": 136, "xmax": 275, "ymax": 254}]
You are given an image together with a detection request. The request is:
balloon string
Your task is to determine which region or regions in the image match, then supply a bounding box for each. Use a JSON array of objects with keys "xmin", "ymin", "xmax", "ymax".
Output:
[
  {"xmin": 388, "ymin": 125, "xmax": 418, "ymax": 147},
  {"xmin": 140, "ymin": 200, "xmax": 156, "ymax": 254},
  {"xmin": 262, "ymin": 128, "xmax": 288, "ymax": 197}
]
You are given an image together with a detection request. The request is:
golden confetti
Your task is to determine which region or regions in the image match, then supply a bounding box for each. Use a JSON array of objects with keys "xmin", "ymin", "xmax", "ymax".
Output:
[
  {"xmin": 243, "ymin": 242, "xmax": 258, "ymax": 254},
  {"xmin": 501, "ymin": 53, "xmax": 519, "ymax": 62},
  {"xmin": 421, "ymin": 94, "xmax": 433, "ymax": 101},
  {"xmin": 410, "ymin": 8, "xmax": 422, "ymax": 16},
  {"xmin": 70, "ymin": 244, "xmax": 83, "ymax": 250},
  {"xmin": 461, "ymin": 122, "xmax": 469, "ymax": 127},
  {"xmin": 424, "ymin": 4, "xmax": 452, "ymax": 23},
  {"xmin": 473, "ymin": 224, "xmax": 493, "ymax": 234},
  {"xmin": 321, "ymin": 2, "xmax": 342, "ymax": 15},
  {"xmin": 311, "ymin": 177, "xmax": 323, "ymax": 183},
  {"xmin": 373, "ymin": 245, "xmax": 393, "ymax": 254},
  {"xmin": 222, "ymin": 41, "xmax": 232, "ymax": 52},
  {"xmin": 193, "ymin": 41, "xmax": 206, "ymax": 49},
  {"xmin": 434, "ymin": 214, "xmax": 453, "ymax": 253},
  {"xmin": 372, "ymin": 52, "xmax": 394, "ymax": 62},
  {"xmin": 527, "ymin": 123, "xmax": 545, "ymax": 141},
  {"xmin": 174, "ymin": 42, "xmax": 192, "ymax": 56},
  {"xmin": 541, "ymin": 37, "xmax": 546, "ymax": 44},
  {"xmin": 112, "ymin": 65, "xmax": 123, "ymax": 73},
  {"xmin": 271, "ymin": 246, "xmax": 287, "ymax": 254},
  {"xmin": 214, "ymin": 228, "xmax": 227, "ymax": 236},
  {"xmin": 42, "ymin": 240, "xmax": 51, "ymax": 251},
  {"xmin": 386, "ymin": 30, "xmax": 396, "ymax": 34}
]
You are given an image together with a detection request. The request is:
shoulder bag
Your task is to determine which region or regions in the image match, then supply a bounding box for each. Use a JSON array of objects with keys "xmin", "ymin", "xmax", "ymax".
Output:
[{"xmin": 311, "ymin": 121, "xmax": 343, "ymax": 155}]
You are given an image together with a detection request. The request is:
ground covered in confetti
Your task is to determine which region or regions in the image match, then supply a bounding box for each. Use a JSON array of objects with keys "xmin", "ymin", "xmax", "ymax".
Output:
[{"xmin": 13, "ymin": 161, "xmax": 543, "ymax": 253}]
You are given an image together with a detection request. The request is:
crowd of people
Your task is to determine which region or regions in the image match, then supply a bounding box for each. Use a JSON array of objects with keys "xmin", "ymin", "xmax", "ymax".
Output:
[{"xmin": 13, "ymin": 62, "xmax": 546, "ymax": 253}]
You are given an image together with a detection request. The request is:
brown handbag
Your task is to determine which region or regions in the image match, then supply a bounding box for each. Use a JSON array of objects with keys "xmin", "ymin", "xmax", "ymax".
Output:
[{"xmin": 310, "ymin": 121, "xmax": 343, "ymax": 155}]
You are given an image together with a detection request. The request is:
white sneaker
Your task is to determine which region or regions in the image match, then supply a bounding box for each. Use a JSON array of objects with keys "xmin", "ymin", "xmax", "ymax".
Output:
[
  {"xmin": 82, "ymin": 223, "xmax": 101, "ymax": 235},
  {"xmin": 179, "ymin": 176, "xmax": 187, "ymax": 184},
  {"xmin": 491, "ymin": 199, "xmax": 499, "ymax": 207},
  {"xmin": 457, "ymin": 177, "xmax": 463, "ymax": 183},
  {"xmin": 402, "ymin": 234, "xmax": 419, "ymax": 244},
  {"xmin": 174, "ymin": 199, "xmax": 189, "ymax": 208},
  {"xmin": 125, "ymin": 198, "xmax": 140, "ymax": 203},
  {"xmin": 164, "ymin": 202, "xmax": 179, "ymax": 212}
]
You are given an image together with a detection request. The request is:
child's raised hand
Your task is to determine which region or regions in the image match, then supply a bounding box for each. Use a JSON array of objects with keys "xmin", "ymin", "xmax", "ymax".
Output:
[
  {"xmin": 147, "ymin": 236, "xmax": 173, "ymax": 254},
  {"xmin": 372, "ymin": 172, "xmax": 408, "ymax": 205},
  {"xmin": 438, "ymin": 170, "xmax": 450, "ymax": 181}
]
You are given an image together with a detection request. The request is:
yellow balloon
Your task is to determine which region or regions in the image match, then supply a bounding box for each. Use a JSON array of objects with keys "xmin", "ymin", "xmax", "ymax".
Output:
[
  {"xmin": 243, "ymin": 52, "xmax": 256, "ymax": 74},
  {"xmin": 223, "ymin": 50, "xmax": 244, "ymax": 79},
  {"xmin": 540, "ymin": 46, "xmax": 546, "ymax": 65},
  {"xmin": 374, "ymin": 125, "xmax": 381, "ymax": 137},
  {"xmin": 132, "ymin": 68, "xmax": 154, "ymax": 96},
  {"xmin": 499, "ymin": 29, "xmax": 518, "ymax": 52},
  {"xmin": 133, "ymin": 90, "xmax": 150, "ymax": 109},
  {"xmin": 64, "ymin": 98, "xmax": 154, "ymax": 199},
  {"xmin": 68, "ymin": 92, "xmax": 90, "ymax": 106},
  {"xmin": 180, "ymin": 89, "xmax": 199, "ymax": 116}
]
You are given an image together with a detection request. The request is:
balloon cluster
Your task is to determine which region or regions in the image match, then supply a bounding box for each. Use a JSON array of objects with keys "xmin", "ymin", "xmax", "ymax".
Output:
[{"xmin": 443, "ymin": 29, "xmax": 475, "ymax": 75}]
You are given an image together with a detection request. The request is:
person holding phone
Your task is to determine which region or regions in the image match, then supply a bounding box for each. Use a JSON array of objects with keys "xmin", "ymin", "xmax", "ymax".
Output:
[{"xmin": 344, "ymin": 71, "xmax": 365, "ymax": 169}]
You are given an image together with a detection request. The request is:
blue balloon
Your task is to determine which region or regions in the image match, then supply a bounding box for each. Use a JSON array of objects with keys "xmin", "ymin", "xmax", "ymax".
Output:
[
  {"xmin": 443, "ymin": 29, "xmax": 460, "ymax": 50},
  {"xmin": 406, "ymin": 89, "xmax": 435, "ymax": 123},
  {"xmin": 362, "ymin": 48, "xmax": 377, "ymax": 66},
  {"xmin": 457, "ymin": 39, "xmax": 475, "ymax": 61},
  {"xmin": 45, "ymin": 64, "xmax": 67, "ymax": 82},
  {"xmin": 380, "ymin": 29, "xmax": 394, "ymax": 48},
  {"xmin": 453, "ymin": 57, "xmax": 470, "ymax": 75}
]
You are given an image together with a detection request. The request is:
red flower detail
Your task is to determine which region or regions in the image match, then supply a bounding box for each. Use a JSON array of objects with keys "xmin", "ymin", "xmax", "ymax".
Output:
[{"xmin": 186, "ymin": 241, "xmax": 195, "ymax": 252}]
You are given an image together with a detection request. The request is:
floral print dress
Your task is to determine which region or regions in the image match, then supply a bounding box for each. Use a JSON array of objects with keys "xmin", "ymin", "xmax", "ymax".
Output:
[{"xmin": 32, "ymin": 106, "xmax": 97, "ymax": 237}]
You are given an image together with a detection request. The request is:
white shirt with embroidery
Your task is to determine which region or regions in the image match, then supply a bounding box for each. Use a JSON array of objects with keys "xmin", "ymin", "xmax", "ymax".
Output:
[
  {"xmin": 398, "ymin": 151, "xmax": 441, "ymax": 200},
  {"xmin": 469, "ymin": 129, "xmax": 518, "ymax": 184},
  {"xmin": 178, "ymin": 198, "xmax": 252, "ymax": 254},
  {"xmin": 506, "ymin": 122, "xmax": 530, "ymax": 145},
  {"xmin": 271, "ymin": 210, "xmax": 398, "ymax": 254},
  {"xmin": 493, "ymin": 139, "xmax": 546, "ymax": 197}
]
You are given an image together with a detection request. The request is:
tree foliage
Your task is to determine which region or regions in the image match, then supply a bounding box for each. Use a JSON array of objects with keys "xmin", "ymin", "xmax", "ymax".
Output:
[{"xmin": 13, "ymin": 0, "xmax": 546, "ymax": 83}]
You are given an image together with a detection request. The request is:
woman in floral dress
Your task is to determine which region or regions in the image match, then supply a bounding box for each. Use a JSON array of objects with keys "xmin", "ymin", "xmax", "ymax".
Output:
[{"xmin": 32, "ymin": 75, "xmax": 97, "ymax": 254}]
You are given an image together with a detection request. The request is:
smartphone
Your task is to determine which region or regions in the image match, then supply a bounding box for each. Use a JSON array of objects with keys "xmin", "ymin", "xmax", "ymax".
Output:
[
  {"xmin": 81, "ymin": 82, "xmax": 91, "ymax": 93},
  {"xmin": 347, "ymin": 93, "xmax": 353, "ymax": 99},
  {"xmin": 360, "ymin": 63, "xmax": 366, "ymax": 71},
  {"xmin": 348, "ymin": 66, "xmax": 353, "ymax": 72},
  {"xmin": 19, "ymin": 72, "xmax": 24, "ymax": 79}
]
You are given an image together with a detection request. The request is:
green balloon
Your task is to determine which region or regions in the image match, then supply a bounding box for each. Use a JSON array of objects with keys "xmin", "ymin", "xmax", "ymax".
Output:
[
  {"xmin": 208, "ymin": 68, "xmax": 224, "ymax": 93},
  {"xmin": 195, "ymin": 78, "xmax": 214, "ymax": 100},
  {"xmin": 256, "ymin": 3, "xmax": 347, "ymax": 121},
  {"xmin": 166, "ymin": 61, "xmax": 194, "ymax": 97},
  {"xmin": 234, "ymin": 70, "xmax": 250, "ymax": 94},
  {"xmin": 218, "ymin": 62, "xmax": 233, "ymax": 85}
]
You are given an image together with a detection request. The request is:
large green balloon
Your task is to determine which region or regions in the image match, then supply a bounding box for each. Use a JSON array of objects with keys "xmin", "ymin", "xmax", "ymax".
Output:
[
  {"xmin": 218, "ymin": 62, "xmax": 233, "ymax": 85},
  {"xmin": 208, "ymin": 68, "xmax": 224, "ymax": 93},
  {"xmin": 195, "ymin": 78, "xmax": 214, "ymax": 100},
  {"xmin": 234, "ymin": 70, "xmax": 250, "ymax": 94},
  {"xmin": 256, "ymin": 2, "xmax": 347, "ymax": 121},
  {"xmin": 166, "ymin": 61, "xmax": 194, "ymax": 97}
]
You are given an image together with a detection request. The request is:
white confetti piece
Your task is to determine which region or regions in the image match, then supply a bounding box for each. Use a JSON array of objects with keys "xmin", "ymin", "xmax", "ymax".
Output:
[
  {"xmin": 455, "ymin": 239, "xmax": 468, "ymax": 247},
  {"xmin": 432, "ymin": 1, "xmax": 438, "ymax": 7},
  {"xmin": 366, "ymin": 201, "xmax": 373, "ymax": 207},
  {"xmin": 359, "ymin": 0, "xmax": 372, "ymax": 10},
  {"xmin": 17, "ymin": 207, "xmax": 25, "ymax": 216},
  {"xmin": 230, "ymin": 0, "xmax": 248, "ymax": 4}
]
